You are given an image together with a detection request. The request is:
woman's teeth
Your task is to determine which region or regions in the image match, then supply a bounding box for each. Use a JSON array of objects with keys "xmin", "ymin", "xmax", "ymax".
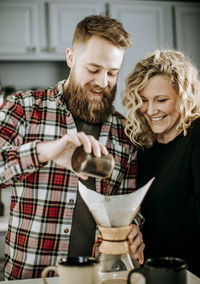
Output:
[{"xmin": 151, "ymin": 116, "xmax": 164, "ymax": 122}]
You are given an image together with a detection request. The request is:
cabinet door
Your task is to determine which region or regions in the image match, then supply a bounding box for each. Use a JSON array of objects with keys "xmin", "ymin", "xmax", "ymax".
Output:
[
  {"xmin": 48, "ymin": 2, "xmax": 102, "ymax": 55},
  {"xmin": 0, "ymin": 1, "xmax": 39, "ymax": 54},
  {"xmin": 174, "ymin": 4, "xmax": 200, "ymax": 69},
  {"xmin": 109, "ymin": 2, "xmax": 173, "ymax": 115}
]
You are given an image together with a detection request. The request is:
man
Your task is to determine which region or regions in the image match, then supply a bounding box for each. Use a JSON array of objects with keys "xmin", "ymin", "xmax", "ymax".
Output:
[{"xmin": 0, "ymin": 15, "xmax": 144, "ymax": 280}]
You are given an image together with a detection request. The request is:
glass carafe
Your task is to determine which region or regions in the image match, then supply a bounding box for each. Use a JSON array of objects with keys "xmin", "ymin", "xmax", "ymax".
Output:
[{"xmin": 97, "ymin": 225, "xmax": 139, "ymax": 283}]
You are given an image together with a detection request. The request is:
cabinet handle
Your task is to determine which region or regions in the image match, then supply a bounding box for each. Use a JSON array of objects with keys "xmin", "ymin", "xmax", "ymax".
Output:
[
  {"xmin": 31, "ymin": 47, "xmax": 36, "ymax": 53},
  {"xmin": 50, "ymin": 47, "xmax": 57, "ymax": 53},
  {"xmin": 105, "ymin": 3, "xmax": 111, "ymax": 17}
]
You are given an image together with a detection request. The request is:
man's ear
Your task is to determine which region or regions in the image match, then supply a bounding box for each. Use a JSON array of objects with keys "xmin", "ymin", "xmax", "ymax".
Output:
[{"xmin": 66, "ymin": 48, "xmax": 74, "ymax": 68}]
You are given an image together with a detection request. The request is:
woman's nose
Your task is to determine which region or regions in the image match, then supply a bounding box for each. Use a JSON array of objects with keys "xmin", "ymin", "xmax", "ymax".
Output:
[{"xmin": 147, "ymin": 102, "xmax": 158, "ymax": 116}]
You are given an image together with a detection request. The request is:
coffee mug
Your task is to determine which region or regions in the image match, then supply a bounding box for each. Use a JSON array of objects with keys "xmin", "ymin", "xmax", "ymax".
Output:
[
  {"xmin": 42, "ymin": 256, "xmax": 99, "ymax": 284},
  {"xmin": 127, "ymin": 256, "xmax": 188, "ymax": 284}
]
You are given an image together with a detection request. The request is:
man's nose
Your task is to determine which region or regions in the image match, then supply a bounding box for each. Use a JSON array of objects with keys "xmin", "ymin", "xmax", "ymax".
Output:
[{"xmin": 95, "ymin": 72, "xmax": 108, "ymax": 88}]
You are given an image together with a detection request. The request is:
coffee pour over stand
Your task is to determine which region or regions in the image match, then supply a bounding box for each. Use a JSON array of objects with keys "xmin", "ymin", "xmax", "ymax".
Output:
[{"xmin": 78, "ymin": 178, "xmax": 155, "ymax": 283}]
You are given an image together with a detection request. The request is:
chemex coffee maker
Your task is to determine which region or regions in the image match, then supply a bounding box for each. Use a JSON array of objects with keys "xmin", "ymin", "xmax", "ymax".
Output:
[{"xmin": 79, "ymin": 178, "xmax": 154, "ymax": 283}]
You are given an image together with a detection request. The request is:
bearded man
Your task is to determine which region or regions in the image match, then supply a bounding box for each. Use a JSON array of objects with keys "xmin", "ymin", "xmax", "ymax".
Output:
[{"xmin": 0, "ymin": 15, "xmax": 144, "ymax": 280}]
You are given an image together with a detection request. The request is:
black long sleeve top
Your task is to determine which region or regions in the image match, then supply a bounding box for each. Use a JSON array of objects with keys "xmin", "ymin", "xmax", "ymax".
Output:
[{"xmin": 137, "ymin": 117, "xmax": 200, "ymax": 277}]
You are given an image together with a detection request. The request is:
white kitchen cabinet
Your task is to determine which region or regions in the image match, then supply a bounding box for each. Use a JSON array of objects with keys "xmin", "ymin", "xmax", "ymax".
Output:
[
  {"xmin": 174, "ymin": 3, "xmax": 200, "ymax": 69},
  {"xmin": 109, "ymin": 2, "xmax": 174, "ymax": 115},
  {"xmin": 0, "ymin": 0, "xmax": 199, "ymax": 65},
  {"xmin": 47, "ymin": 2, "xmax": 102, "ymax": 55},
  {"xmin": 0, "ymin": 0, "xmax": 102, "ymax": 61},
  {"xmin": 0, "ymin": 1, "xmax": 39, "ymax": 55}
]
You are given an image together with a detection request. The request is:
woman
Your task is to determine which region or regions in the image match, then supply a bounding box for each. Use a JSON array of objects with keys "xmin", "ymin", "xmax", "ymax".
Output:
[{"xmin": 124, "ymin": 49, "xmax": 200, "ymax": 276}]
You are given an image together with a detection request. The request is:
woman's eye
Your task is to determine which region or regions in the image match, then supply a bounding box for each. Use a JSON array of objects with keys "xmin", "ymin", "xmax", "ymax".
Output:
[
  {"xmin": 142, "ymin": 99, "xmax": 147, "ymax": 103},
  {"xmin": 158, "ymin": 99, "xmax": 168, "ymax": 102}
]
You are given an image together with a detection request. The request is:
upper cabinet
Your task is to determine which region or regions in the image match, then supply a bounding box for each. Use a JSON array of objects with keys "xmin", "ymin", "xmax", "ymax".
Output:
[
  {"xmin": 0, "ymin": 0, "xmax": 102, "ymax": 61},
  {"xmin": 0, "ymin": 2, "xmax": 39, "ymax": 55},
  {"xmin": 109, "ymin": 2, "xmax": 174, "ymax": 113},
  {"xmin": 47, "ymin": 2, "xmax": 102, "ymax": 55},
  {"xmin": 0, "ymin": 0, "xmax": 200, "ymax": 65},
  {"xmin": 174, "ymin": 3, "xmax": 200, "ymax": 70}
]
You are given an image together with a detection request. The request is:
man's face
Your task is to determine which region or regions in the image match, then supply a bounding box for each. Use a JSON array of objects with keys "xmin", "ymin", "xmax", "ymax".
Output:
[{"xmin": 65, "ymin": 36, "xmax": 125, "ymax": 123}]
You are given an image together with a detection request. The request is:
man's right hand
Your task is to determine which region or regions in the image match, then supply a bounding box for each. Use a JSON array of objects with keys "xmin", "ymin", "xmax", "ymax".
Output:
[{"xmin": 36, "ymin": 132, "xmax": 108, "ymax": 179}]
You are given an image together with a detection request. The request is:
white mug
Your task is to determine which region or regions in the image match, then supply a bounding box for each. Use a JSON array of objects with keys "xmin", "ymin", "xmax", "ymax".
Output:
[{"xmin": 42, "ymin": 256, "xmax": 99, "ymax": 284}]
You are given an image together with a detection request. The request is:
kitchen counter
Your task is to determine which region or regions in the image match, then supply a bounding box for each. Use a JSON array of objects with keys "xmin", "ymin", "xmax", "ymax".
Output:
[{"xmin": 0, "ymin": 271, "xmax": 199, "ymax": 284}]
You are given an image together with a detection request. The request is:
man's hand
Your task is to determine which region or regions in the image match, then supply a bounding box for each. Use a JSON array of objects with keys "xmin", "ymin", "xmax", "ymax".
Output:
[
  {"xmin": 128, "ymin": 224, "xmax": 145, "ymax": 265},
  {"xmin": 36, "ymin": 132, "xmax": 108, "ymax": 179}
]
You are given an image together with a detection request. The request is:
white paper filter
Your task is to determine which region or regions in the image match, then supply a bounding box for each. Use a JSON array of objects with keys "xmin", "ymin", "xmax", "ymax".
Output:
[{"xmin": 78, "ymin": 178, "xmax": 154, "ymax": 227}]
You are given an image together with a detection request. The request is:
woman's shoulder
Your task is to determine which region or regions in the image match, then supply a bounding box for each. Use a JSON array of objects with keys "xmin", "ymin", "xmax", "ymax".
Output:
[
  {"xmin": 185, "ymin": 117, "xmax": 200, "ymax": 144},
  {"xmin": 188, "ymin": 117, "xmax": 200, "ymax": 133}
]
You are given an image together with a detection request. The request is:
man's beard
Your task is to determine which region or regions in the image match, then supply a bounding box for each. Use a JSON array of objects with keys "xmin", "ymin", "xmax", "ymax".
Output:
[{"xmin": 64, "ymin": 76, "xmax": 117, "ymax": 124}]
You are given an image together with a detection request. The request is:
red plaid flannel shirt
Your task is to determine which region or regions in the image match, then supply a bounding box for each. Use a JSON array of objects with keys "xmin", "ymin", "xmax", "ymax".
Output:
[{"xmin": 0, "ymin": 81, "xmax": 137, "ymax": 279}]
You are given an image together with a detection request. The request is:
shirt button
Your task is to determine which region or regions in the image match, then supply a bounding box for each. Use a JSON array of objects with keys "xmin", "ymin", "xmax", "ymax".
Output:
[
  {"xmin": 69, "ymin": 199, "xmax": 74, "ymax": 204},
  {"xmin": 64, "ymin": 228, "xmax": 69, "ymax": 233}
]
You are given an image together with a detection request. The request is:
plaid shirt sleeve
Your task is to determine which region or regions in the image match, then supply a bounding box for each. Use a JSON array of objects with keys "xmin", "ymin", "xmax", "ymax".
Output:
[{"xmin": 0, "ymin": 95, "xmax": 46, "ymax": 188}]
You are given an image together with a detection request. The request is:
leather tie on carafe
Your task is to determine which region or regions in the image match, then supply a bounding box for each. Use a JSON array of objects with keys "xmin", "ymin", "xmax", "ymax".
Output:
[{"xmin": 92, "ymin": 224, "xmax": 133, "ymax": 256}]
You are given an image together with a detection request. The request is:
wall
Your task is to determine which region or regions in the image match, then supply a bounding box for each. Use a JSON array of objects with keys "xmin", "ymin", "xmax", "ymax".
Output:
[{"xmin": 0, "ymin": 61, "xmax": 69, "ymax": 92}]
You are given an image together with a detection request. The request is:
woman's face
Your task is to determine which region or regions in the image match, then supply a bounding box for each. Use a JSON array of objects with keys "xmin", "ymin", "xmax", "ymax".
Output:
[{"xmin": 139, "ymin": 75, "xmax": 180, "ymax": 143}]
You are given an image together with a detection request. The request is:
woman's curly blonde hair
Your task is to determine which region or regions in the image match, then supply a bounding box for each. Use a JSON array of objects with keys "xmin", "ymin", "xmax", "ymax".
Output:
[{"xmin": 123, "ymin": 49, "xmax": 200, "ymax": 148}]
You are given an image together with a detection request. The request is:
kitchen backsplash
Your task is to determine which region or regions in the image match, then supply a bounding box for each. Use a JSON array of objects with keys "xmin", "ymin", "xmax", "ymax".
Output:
[{"xmin": 0, "ymin": 61, "xmax": 69, "ymax": 93}]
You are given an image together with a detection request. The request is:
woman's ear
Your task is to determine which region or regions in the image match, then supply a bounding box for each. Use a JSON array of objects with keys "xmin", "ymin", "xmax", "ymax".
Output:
[{"xmin": 66, "ymin": 48, "xmax": 74, "ymax": 68}]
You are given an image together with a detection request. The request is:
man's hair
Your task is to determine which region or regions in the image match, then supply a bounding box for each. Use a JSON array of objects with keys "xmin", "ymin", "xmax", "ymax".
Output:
[
  {"xmin": 72, "ymin": 14, "xmax": 132, "ymax": 49},
  {"xmin": 124, "ymin": 49, "xmax": 200, "ymax": 148}
]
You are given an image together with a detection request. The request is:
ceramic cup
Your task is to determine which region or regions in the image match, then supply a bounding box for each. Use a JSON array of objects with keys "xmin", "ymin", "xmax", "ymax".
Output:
[
  {"xmin": 127, "ymin": 256, "xmax": 188, "ymax": 284},
  {"xmin": 42, "ymin": 256, "xmax": 99, "ymax": 284}
]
